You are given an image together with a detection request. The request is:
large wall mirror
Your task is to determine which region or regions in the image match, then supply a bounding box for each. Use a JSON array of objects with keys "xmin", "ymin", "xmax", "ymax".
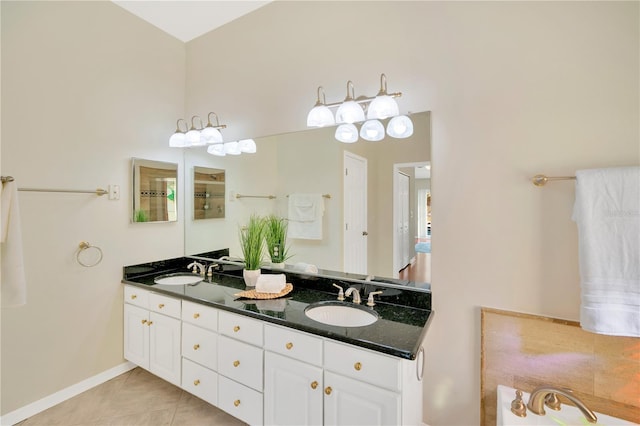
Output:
[
  {"xmin": 183, "ymin": 111, "xmax": 431, "ymax": 285},
  {"xmin": 131, "ymin": 158, "xmax": 178, "ymax": 223}
]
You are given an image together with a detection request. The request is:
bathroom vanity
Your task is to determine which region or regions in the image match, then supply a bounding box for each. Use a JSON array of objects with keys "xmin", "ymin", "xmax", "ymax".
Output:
[{"xmin": 122, "ymin": 256, "xmax": 432, "ymax": 425}]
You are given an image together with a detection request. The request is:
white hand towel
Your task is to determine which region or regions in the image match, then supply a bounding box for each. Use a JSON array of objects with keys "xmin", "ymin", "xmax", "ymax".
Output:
[
  {"xmin": 292, "ymin": 262, "xmax": 318, "ymax": 274},
  {"xmin": 572, "ymin": 166, "xmax": 640, "ymax": 337},
  {"xmin": 255, "ymin": 273, "xmax": 286, "ymax": 294},
  {"xmin": 288, "ymin": 193, "xmax": 324, "ymax": 240},
  {"xmin": 1, "ymin": 180, "xmax": 27, "ymax": 307}
]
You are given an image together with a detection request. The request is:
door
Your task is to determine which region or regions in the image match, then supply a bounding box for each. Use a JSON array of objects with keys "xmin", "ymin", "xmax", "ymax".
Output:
[
  {"xmin": 323, "ymin": 371, "xmax": 401, "ymax": 425},
  {"xmin": 148, "ymin": 312, "xmax": 181, "ymax": 386},
  {"xmin": 264, "ymin": 351, "xmax": 323, "ymax": 425},
  {"xmin": 395, "ymin": 172, "xmax": 410, "ymax": 271},
  {"xmin": 123, "ymin": 304, "xmax": 149, "ymax": 369},
  {"xmin": 343, "ymin": 151, "xmax": 367, "ymax": 274}
]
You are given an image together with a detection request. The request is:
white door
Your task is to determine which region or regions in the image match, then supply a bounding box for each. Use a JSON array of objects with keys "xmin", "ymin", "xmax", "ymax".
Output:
[
  {"xmin": 395, "ymin": 172, "xmax": 411, "ymax": 271},
  {"xmin": 323, "ymin": 371, "xmax": 401, "ymax": 426},
  {"xmin": 148, "ymin": 312, "xmax": 181, "ymax": 386},
  {"xmin": 264, "ymin": 351, "xmax": 323, "ymax": 426},
  {"xmin": 123, "ymin": 304, "xmax": 149, "ymax": 369},
  {"xmin": 343, "ymin": 151, "xmax": 367, "ymax": 274}
]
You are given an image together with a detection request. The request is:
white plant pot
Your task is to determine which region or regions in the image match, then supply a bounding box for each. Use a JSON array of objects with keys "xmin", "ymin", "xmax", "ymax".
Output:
[
  {"xmin": 270, "ymin": 262, "xmax": 285, "ymax": 269},
  {"xmin": 243, "ymin": 269, "xmax": 261, "ymax": 287}
]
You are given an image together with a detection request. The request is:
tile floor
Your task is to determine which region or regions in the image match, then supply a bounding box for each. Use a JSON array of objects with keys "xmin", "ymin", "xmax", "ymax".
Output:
[{"xmin": 15, "ymin": 368, "xmax": 247, "ymax": 426}]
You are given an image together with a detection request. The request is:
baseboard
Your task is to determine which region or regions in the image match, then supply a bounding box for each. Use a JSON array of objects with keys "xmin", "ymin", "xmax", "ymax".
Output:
[{"xmin": 0, "ymin": 361, "xmax": 136, "ymax": 426}]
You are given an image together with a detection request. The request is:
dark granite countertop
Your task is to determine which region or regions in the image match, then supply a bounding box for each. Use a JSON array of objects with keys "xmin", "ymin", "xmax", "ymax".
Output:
[{"xmin": 122, "ymin": 256, "xmax": 433, "ymax": 360}]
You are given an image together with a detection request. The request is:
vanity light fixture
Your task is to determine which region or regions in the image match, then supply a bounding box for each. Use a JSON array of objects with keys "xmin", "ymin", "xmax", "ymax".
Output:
[
  {"xmin": 169, "ymin": 112, "xmax": 227, "ymax": 148},
  {"xmin": 307, "ymin": 74, "xmax": 413, "ymax": 143},
  {"xmin": 169, "ymin": 119, "xmax": 188, "ymax": 147},
  {"xmin": 201, "ymin": 112, "xmax": 224, "ymax": 144}
]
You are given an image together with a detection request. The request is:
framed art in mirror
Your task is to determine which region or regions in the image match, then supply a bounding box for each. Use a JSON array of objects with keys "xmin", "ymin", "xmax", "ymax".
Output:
[
  {"xmin": 194, "ymin": 166, "xmax": 225, "ymax": 220},
  {"xmin": 131, "ymin": 158, "xmax": 178, "ymax": 223}
]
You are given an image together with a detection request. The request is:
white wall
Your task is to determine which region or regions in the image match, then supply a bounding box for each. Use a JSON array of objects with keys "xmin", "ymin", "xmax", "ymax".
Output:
[
  {"xmin": 185, "ymin": 2, "xmax": 639, "ymax": 424},
  {"xmin": 1, "ymin": 1, "xmax": 186, "ymax": 414}
]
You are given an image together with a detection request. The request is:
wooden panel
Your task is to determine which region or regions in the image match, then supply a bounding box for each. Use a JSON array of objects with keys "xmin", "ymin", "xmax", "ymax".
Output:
[{"xmin": 481, "ymin": 307, "xmax": 640, "ymax": 426}]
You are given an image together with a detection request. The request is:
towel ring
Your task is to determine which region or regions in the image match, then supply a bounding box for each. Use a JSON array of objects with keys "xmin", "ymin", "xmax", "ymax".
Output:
[{"xmin": 76, "ymin": 241, "xmax": 103, "ymax": 267}]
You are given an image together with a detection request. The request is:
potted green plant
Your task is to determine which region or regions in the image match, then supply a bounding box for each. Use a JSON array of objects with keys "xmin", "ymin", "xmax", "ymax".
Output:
[
  {"xmin": 239, "ymin": 214, "xmax": 266, "ymax": 287},
  {"xmin": 264, "ymin": 215, "xmax": 292, "ymax": 268}
]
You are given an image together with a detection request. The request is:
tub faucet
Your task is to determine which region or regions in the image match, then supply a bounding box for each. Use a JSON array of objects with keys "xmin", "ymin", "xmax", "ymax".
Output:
[
  {"xmin": 344, "ymin": 287, "xmax": 361, "ymax": 304},
  {"xmin": 527, "ymin": 386, "xmax": 597, "ymax": 424},
  {"xmin": 187, "ymin": 261, "xmax": 206, "ymax": 276}
]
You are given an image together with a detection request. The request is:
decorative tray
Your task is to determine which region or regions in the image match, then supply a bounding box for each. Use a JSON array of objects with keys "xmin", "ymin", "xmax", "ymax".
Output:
[{"xmin": 234, "ymin": 283, "xmax": 293, "ymax": 300}]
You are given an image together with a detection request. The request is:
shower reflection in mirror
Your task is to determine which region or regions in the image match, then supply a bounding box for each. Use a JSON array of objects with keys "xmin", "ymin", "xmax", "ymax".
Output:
[
  {"xmin": 193, "ymin": 166, "xmax": 225, "ymax": 220},
  {"xmin": 131, "ymin": 158, "xmax": 178, "ymax": 223}
]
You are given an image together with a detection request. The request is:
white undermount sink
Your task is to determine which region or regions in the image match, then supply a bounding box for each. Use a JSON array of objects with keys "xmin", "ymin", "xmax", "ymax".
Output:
[
  {"xmin": 153, "ymin": 273, "xmax": 203, "ymax": 286},
  {"xmin": 304, "ymin": 301, "xmax": 379, "ymax": 327}
]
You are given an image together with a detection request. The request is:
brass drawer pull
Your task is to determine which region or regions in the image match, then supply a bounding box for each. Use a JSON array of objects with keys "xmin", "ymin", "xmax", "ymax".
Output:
[
  {"xmin": 354, "ymin": 362, "xmax": 362, "ymax": 371},
  {"xmin": 193, "ymin": 344, "xmax": 200, "ymax": 350},
  {"xmin": 193, "ymin": 379, "xmax": 200, "ymax": 386},
  {"xmin": 324, "ymin": 386, "xmax": 332, "ymax": 395},
  {"xmin": 286, "ymin": 342, "xmax": 293, "ymax": 350},
  {"xmin": 193, "ymin": 313, "xmax": 200, "ymax": 319},
  {"xmin": 233, "ymin": 325, "xmax": 240, "ymax": 332},
  {"xmin": 147, "ymin": 321, "xmax": 153, "ymax": 326},
  {"xmin": 141, "ymin": 319, "xmax": 147, "ymax": 325},
  {"xmin": 130, "ymin": 295, "xmax": 137, "ymax": 300},
  {"xmin": 234, "ymin": 399, "xmax": 241, "ymax": 407},
  {"xmin": 158, "ymin": 303, "xmax": 165, "ymax": 309},
  {"xmin": 233, "ymin": 360, "xmax": 240, "ymax": 367},
  {"xmin": 311, "ymin": 381, "xmax": 318, "ymax": 390}
]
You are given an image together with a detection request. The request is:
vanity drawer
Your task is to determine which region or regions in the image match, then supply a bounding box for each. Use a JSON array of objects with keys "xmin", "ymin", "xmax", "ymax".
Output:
[
  {"xmin": 218, "ymin": 335, "xmax": 263, "ymax": 392},
  {"xmin": 182, "ymin": 358, "xmax": 218, "ymax": 407},
  {"xmin": 324, "ymin": 340, "xmax": 401, "ymax": 392},
  {"xmin": 218, "ymin": 375, "xmax": 263, "ymax": 426},
  {"xmin": 182, "ymin": 300, "xmax": 218, "ymax": 331},
  {"xmin": 264, "ymin": 324, "xmax": 323, "ymax": 366},
  {"xmin": 149, "ymin": 293, "xmax": 181, "ymax": 318},
  {"xmin": 124, "ymin": 285, "xmax": 149, "ymax": 309},
  {"xmin": 182, "ymin": 323, "xmax": 217, "ymax": 370},
  {"xmin": 218, "ymin": 311, "xmax": 263, "ymax": 347}
]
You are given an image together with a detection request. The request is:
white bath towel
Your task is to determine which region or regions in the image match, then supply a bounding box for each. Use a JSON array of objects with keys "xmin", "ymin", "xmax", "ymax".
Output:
[
  {"xmin": 255, "ymin": 273, "xmax": 286, "ymax": 294},
  {"xmin": 1, "ymin": 180, "xmax": 27, "ymax": 307},
  {"xmin": 292, "ymin": 262, "xmax": 319, "ymax": 274},
  {"xmin": 288, "ymin": 193, "xmax": 324, "ymax": 240},
  {"xmin": 572, "ymin": 166, "xmax": 640, "ymax": 337}
]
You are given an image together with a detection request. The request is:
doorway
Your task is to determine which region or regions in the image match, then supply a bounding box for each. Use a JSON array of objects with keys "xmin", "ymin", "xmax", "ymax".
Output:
[{"xmin": 343, "ymin": 151, "xmax": 368, "ymax": 274}]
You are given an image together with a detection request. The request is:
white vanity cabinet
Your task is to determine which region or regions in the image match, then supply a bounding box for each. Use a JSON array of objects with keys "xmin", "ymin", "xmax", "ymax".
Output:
[
  {"xmin": 123, "ymin": 285, "xmax": 181, "ymax": 386},
  {"xmin": 264, "ymin": 325, "xmax": 324, "ymax": 426}
]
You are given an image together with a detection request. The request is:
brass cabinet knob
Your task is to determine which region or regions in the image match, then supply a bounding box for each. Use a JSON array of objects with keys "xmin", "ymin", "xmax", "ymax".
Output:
[
  {"xmin": 286, "ymin": 342, "xmax": 293, "ymax": 350},
  {"xmin": 354, "ymin": 362, "xmax": 362, "ymax": 371},
  {"xmin": 147, "ymin": 321, "xmax": 153, "ymax": 326},
  {"xmin": 193, "ymin": 379, "xmax": 200, "ymax": 386},
  {"xmin": 193, "ymin": 313, "xmax": 200, "ymax": 319},
  {"xmin": 158, "ymin": 303, "xmax": 165, "ymax": 309},
  {"xmin": 324, "ymin": 386, "xmax": 332, "ymax": 395},
  {"xmin": 141, "ymin": 319, "xmax": 147, "ymax": 325},
  {"xmin": 233, "ymin": 399, "xmax": 241, "ymax": 407},
  {"xmin": 130, "ymin": 295, "xmax": 137, "ymax": 300},
  {"xmin": 193, "ymin": 344, "xmax": 200, "ymax": 350},
  {"xmin": 233, "ymin": 325, "xmax": 240, "ymax": 332},
  {"xmin": 233, "ymin": 360, "xmax": 240, "ymax": 367},
  {"xmin": 311, "ymin": 381, "xmax": 318, "ymax": 390}
]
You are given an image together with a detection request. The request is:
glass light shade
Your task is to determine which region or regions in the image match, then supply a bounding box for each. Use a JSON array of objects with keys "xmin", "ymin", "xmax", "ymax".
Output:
[
  {"xmin": 335, "ymin": 101, "xmax": 365, "ymax": 124},
  {"xmin": 201, "ymin": 126, "xmax": 223, "ymax": 144},
  {"xmin": 386, "ymin": 115, "xmax": 414, "ymax": 138},
  {"xmin": 207, "ymin": 144, "xmax": 226, "ymax": 156},
  {"xmin": 185, "ymin": 129, "xmax": 202, "ymax": 146},
  {"xmin": 169, "ymin": 132, "xmax": 186, "ymax": 147},
  {"xmin": 335, "ymin": 123, "xmax": 359, "ymax": 143},
  {"xmin": 239, "ymin": 139, "xmax": 257, "ymax": 153},
  {"xmin": 224, "ymin": 141, "xmax": 241, "ymax": 155},
  {"xmin": 367, "ymin": 95, "xmax": 399, "ymax": 120},
  {"xmin": 306, "ymin": 105, "xmax": 335, "ymax": 127},
  {"xmin": 360, "ymin": 120, "xmax": 385, "ymax": 142}
]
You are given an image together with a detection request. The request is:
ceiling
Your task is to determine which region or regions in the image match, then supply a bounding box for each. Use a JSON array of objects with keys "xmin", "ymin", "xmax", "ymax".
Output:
[{"xmin": 111, "ymin": 1, "xmax": 271, "ymax": 42}]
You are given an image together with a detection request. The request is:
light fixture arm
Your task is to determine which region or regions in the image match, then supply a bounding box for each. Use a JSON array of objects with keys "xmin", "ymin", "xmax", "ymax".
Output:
[
  {"xmin": 378, "ymin": 73, "xmax": 389, "ymax": 96},
  {"xmin": 206, "ymin": 112, "xmax": 227, "ymax": 129},
  {"xmin": 190, "ymin": 115, "xmax": 204, "ymax": 131},
  {"xmin": 314, "ymin": 86, "xmax": 327, "ymax": 107},
  {"xmin": 175, "ymin": 119, "xmax": 188, "ymax": 132},
  {"xmin": 344, "ymin": 80, "xmax": 356, "ymax": 102}
]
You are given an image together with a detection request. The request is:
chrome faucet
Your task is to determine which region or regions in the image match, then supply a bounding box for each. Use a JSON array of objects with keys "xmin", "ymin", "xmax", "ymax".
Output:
[
  {"xmin": 527, "ymin": 386, "xmax": 597, "ymax": 424},
  {"xmin": 207, "ymin": 263, "xmax": 220, "ymax": 277},
  {"xmin": 187, "ymin": 261, "xmax": 206, "ymax": 276},
  {"xmin": 344, "ymin": 287, "xmax": 361, "ymax": 304}
]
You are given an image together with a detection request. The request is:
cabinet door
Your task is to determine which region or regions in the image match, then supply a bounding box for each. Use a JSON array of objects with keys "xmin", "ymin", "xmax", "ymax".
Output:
[
  {"xmin": 323, "ymin": 371, "xmax": 400, "ymax": 426},
  {"xmin": 124, "ymin": 304, "xmax": 149, "ymax": 369},
  {"xmin": 264, "ymin": 352, "xmax": 323, "ymax": 426},
  {"xmin": 149, "ymin": 312, "xmax": 181, "ymax": 386}
]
